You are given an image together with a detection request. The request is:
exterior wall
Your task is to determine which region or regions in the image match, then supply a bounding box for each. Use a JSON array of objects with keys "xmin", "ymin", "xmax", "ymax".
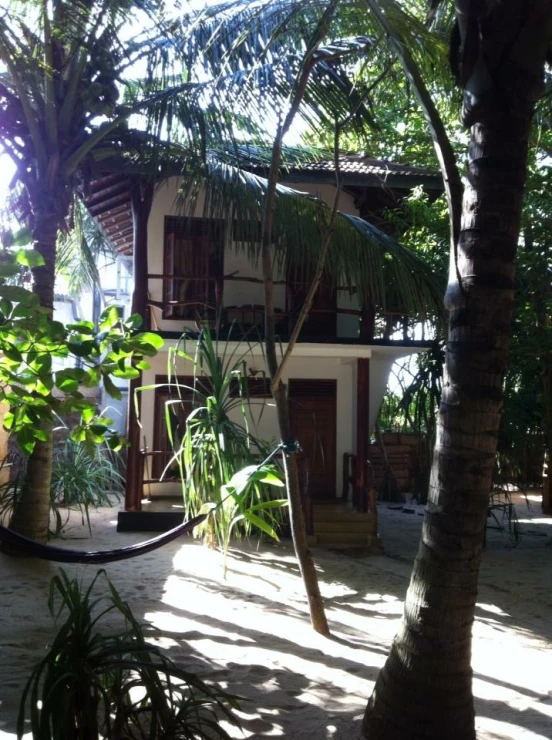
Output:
[
  {"xmin": 125, "ymin": 175, "xmax": 430, "ymax": 505},
  {"xmin": 137, "ymin": 340, "xmax": 422, "ymax": 500},
  {"xmin": 139, "ymin": 344, "xmax": 355, "ymax": 498},
  {"xmin": 146, "ymin": 176, "xmax": 362, "ymax": 336}
]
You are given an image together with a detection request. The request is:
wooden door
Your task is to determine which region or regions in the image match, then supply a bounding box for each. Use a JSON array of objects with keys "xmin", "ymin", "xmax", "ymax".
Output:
[
  {"xmin": 289, "ymin": 379, "xmax": 337, "ymax": 499},
  {"xmin": 152, "ymin": 375, "xmax": 196, "ymax": 479}
]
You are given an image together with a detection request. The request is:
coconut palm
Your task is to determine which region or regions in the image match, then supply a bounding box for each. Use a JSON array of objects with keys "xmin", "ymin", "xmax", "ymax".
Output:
[{"xmin": 0, "ymin": 0, "xmax": 227, "ymax": 542}]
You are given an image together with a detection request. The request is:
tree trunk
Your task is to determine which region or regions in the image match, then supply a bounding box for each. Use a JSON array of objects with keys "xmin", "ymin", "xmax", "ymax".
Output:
[
  {"xmin": 262, "ymin": 230, "xmax": 330, "ymax": 637},
  {"xmin": 274, "ymin": 383, "xmax": 329, "ymax": 633},
  {"xmin": 10, "ymin": 209, "xmax": 58, "ymax": 543},
  {"xmin": 543, "ymin": 358, "xmax": 552, "ymax": 513},
  {"xmin": 362, "ymin": 6, "xmax": 551, "ymax": 733}
]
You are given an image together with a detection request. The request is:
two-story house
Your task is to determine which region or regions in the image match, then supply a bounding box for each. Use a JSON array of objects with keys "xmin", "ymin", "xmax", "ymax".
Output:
[{"xmin": 84, "ymin": 155, "xmax": 443, "ymax": 542}]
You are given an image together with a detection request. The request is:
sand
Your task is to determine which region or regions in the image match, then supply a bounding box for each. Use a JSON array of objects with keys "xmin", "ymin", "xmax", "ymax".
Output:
[{"xmin": 1, "ymin": 492, "xmax": 552, "ymax": 739}]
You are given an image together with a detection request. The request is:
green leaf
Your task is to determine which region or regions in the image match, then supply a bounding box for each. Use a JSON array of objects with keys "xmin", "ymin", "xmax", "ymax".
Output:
[
  {"xmin": 15, "ymin": 249, "xmax": 45, "ymax": 268},
  {"xmin": 70, "ymin": 426, "xmax": 87, "ymax": 443},
  {"xmin": 112, "ymin": 365, "xmax": 140, "ymax": 380},
  {"xmin": 0, "ymin": 262, "xmax": 20, "ymax": 279},
  {"xmin": 0, "ymin": 286, "xmax": 34, "ymax": 302},
  {"xmin": 0, "ymin": 298, "xmax": 12, "ymax": 315},
  {"xmin": 3, "ymin": 345, "xmax": 22, "ymax": 363},
  {"xmin": 55, "ymin": 368, "xmax": 86, "ymax": 393},
  {"xmin": 67, "ymin": 322, "xmax": 95, "ymax": 335},
  {"xmin": 83, "ymin": 366, "xmax": 101, "ymax": 387},
  {"xmin": 250, "ymin": 499, "xmax": 289, "ymax": 510},
  {"xmin": 16, "ymin": 426, "xmax": 37, "ymax": 454},
  {"xmin": 89, "ymin": 424, "xmax": 110, "ymax": 436},
  {"xmin": 68, "ymin": 339, "xmax": 96, "ymax": 357},
  {"xmin": 124, "ymin": 313, "xmax": 143, "ymax": 331},
  {"xmin": 81, "ymin": 406, "xmax": 95, "ymax": 424},
  {"xmin": 243, "ymin": 511, "xmax": 280, "ymax": 540},
  {"xmin": 103, "ymin": 375, "xmax": 122, "ymax": 400},
  {"xmin": 132, "ymin": 332, "xmax": 164, "ymax": 352},
  {"xmin": 30, "ymin": 353, "xmax": 52, "ymax": 375},
  {"xmin": 99, "ymin": 305, "xmax": 121, "ymax": 331},
  {"xmin": 56, "ymin": 376, "xmax": 79, "ymax": 393},
  {"xmin": 257, "ymin": 471, "xmax": 285, "ymax": 486},
  {"xmin": 107, "ymin": 434, "xmax": 127, "ymax": 451}
]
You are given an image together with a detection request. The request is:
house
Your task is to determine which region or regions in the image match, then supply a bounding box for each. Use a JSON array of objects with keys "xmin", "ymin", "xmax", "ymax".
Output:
[{"xmin": 84, "ymin": 155, "xmax": 443, "ymax": 543}]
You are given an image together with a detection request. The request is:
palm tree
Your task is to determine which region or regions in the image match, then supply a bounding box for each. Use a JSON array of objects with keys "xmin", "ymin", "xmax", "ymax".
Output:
[
  {"xmin": 0, "ymin": 0, "xmax": 225, "ymax": 542},
  {"xmin": 180, "ymin": 0, "xmax": 552, "ymax": 733},
  {"xmin": 361, "ymin": 3, "xmax": 552, "ymax": 738},
  {"xmin": 56, "ymin": 197, "xmax": 117, "ymax": 300}
]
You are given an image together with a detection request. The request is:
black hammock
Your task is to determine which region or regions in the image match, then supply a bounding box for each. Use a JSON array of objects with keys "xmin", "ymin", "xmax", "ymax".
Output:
[
  {"xmin": 0, "ymin": 513, "xmax": 207, "ymax": 564},
  {"xmin": 0, "ymin": 440, "xmax": 293, "ymax": 565}
]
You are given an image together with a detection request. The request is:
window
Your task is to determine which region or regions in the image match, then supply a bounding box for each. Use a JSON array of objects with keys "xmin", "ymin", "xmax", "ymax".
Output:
[
  {"xmin": 286, "ymin": 259, "xmax": 337, "ymax": 338},
  {"xmin": 163, "ymin": 217, "xmax": 223, "ymax": 320}
]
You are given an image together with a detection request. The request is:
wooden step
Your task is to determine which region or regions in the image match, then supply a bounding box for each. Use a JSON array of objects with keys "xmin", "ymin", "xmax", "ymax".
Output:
[
  {"xmin": 314, "ymin": 519, "xmax": 371, "ymax": 534},
  {"xmin": 315, "ymin": 531, "xmax": 372, "ymax": 546},
  {"xmin": 312, "ymin": 509, "xmax": 371, "ymax": 524}
]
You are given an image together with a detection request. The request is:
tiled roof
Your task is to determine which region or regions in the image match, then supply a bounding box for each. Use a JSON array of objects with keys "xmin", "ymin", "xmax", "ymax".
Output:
[
  {"xmin": 85, "ymin": 155, "xmax": 442, "ymax": 255},
  {"xmin": 293, "ymin": 155, "xmax": 441, "ymax": 180}
]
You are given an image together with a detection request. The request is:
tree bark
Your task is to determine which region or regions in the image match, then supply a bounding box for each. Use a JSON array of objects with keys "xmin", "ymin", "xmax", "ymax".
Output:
[
  {"xmin": 362, "ymin": 4, "xmax": 552, "ymax": 734},
  {"xmin": 10, "ymin": 208, "xmax": 58, "ymax": 543},
  {"xmin": 257, "ymin": 2, "xmax": 339, "ymax": 637}
]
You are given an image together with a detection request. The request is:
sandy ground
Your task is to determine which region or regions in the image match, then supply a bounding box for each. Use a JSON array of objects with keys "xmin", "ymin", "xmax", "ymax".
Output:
[{"xmin": 1, "ymin": 492, "xmax": 552, "ymax": 739}]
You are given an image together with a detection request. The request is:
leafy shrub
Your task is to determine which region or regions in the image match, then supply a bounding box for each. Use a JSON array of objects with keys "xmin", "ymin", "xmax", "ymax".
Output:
[
  {"xmin": 17, "ymin": 569, "xmax": 240, "ymax": 740},
  {"xmin": 50, "ymin": 440, "xmax": 124, "ymax": 534},
  {"xmin": 0, "ymin": 441, "xmax": 125, "ymax": 536},
  {"xmin": 147, "ymin": 328, "xmax": 287, "ymax": 554}
]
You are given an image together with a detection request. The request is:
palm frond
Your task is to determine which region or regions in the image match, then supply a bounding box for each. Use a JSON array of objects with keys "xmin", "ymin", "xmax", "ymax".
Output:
[
  {"xmin": 176, "ymin": 160, "xmax": 445, "ymax": 323},
  {"xmin": 56, "ymin": 198, "xmax": 116, "ymax": 296}
]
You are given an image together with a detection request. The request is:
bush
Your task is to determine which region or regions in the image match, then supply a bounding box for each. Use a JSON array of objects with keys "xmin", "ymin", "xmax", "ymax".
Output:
[
  {"xmin": 17, "ymin": 569, "xmax": 240, "ymax": 740},
  {"xmin": 50, "ymin": 440, "xmax": 124, "ymax": 534}
]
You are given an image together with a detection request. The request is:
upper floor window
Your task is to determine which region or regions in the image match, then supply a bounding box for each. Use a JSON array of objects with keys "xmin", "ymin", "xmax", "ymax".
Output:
[
  {"xmin": 163, "ymin": 217, "xmax": 223, "ymax": 320},
  {"xmin": 286, "ymin": 259, "xmax": 337, "ymax": 338}
]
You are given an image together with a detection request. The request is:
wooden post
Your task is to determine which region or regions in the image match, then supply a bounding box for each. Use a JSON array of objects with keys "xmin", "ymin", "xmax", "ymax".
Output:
[
  {"xmin": 356, "ymin": 358, "xmax": 370, "ymax": 513},
  {"xmin": 359, "ymin": 301, "xmax": 375, "ymax": 341},
  {"xmin": 124, "ymin": 177, "xmax": 154, "ymax": 512}
]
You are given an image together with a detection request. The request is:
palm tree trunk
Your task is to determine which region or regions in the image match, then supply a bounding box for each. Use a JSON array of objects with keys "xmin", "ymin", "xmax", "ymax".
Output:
[
  {"xmin": 361, "ymin": 85, "xmax": 539, "ymax": 740},
  {"xmin": 262, "ymin": 232, "xmax": 330, "ymax": 637},
  {"xmin": 543, "ymin": 359, "xmax": 552, "ymax": 512},
  {"xmin": 10, "ymin": 209, "xmax": 58, "ymax": 543}
]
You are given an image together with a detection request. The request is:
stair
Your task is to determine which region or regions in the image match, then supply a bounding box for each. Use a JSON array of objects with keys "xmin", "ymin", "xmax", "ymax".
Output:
[{"xmin": 308, "ymin": 502, "xmax": 381, "ymax": 549}]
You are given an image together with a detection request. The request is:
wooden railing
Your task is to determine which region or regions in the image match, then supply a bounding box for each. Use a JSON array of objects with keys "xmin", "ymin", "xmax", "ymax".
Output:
[
  {"xmin": 343, "ymin": 452, "xmax": 376, "ymax": 508},
  {"xmin": 146, "ymin": 272, "xmax": 425, "ymax": 342}
]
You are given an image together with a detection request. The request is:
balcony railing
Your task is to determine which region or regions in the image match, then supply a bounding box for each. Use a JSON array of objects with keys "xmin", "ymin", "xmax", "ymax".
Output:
[{"xmin": 146, "ymin": 272, "xmax": 428, "ymax": 342}]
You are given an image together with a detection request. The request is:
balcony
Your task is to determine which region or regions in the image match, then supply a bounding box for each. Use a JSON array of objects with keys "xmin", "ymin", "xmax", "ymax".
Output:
[{"xmin": 145, "ymin": 271, "xmax": 430, "ymax": 345}]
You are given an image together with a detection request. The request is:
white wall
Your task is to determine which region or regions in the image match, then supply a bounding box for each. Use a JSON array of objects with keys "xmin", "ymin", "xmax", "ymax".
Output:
[
  {"xmin": 138, "ymin": 343, "xmax": 357, "ymax": 498},
  {"xmin": 146, "ymin": 176, "xmax": 362, "ymax": 335}
]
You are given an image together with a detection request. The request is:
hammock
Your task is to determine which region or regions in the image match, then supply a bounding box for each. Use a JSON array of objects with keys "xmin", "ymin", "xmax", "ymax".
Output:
[
  {"xmin": 0, "ymin": 440, "xmax": 292, "ymax": 565},
  {"xmin": 0, "ymin": 513, "xmax": 207, "ymax": 564}
]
